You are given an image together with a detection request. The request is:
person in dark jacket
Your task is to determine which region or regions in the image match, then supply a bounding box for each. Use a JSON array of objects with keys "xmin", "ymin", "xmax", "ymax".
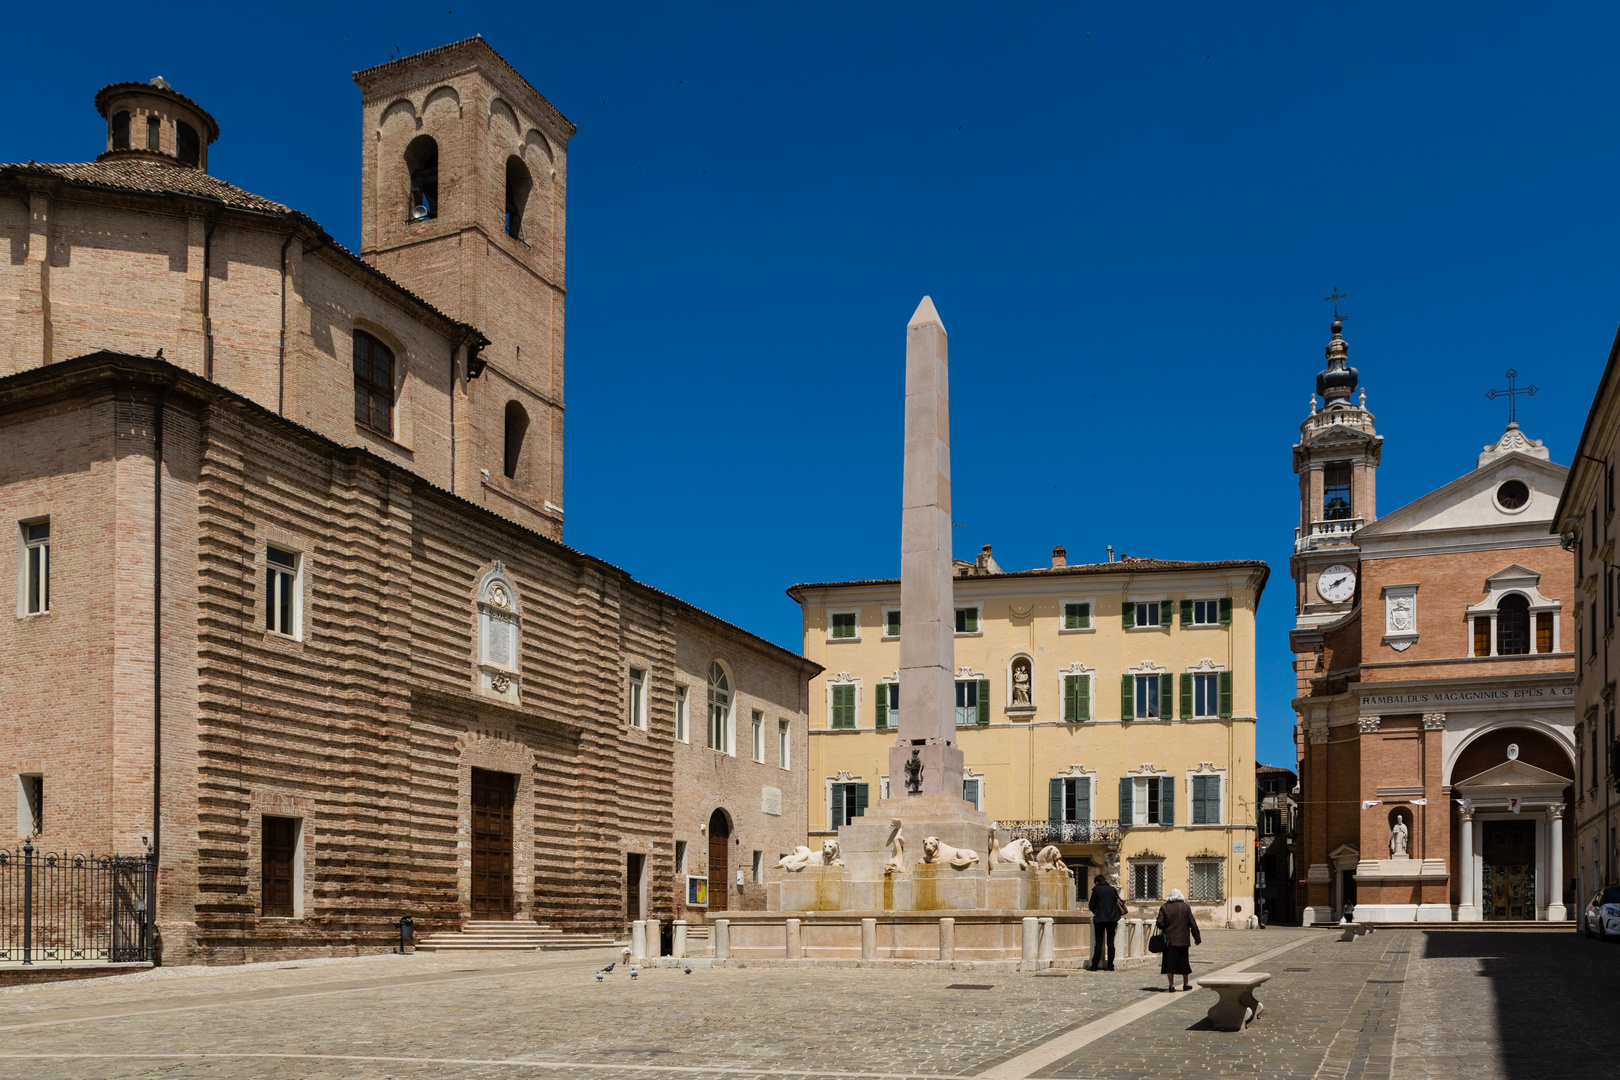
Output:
[
  {"xmin": 1087, "ymin": 874, "xmax": 1123, "ymax": 970},
  {"xmin": 1154, "ymin": 888, "xmax": 1202, "ymax": 991}
]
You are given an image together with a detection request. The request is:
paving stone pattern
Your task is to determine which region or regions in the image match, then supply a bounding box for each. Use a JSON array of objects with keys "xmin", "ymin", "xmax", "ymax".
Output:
[{"xmin": 0, "ymin": 928, "xmax": 1611, "ymax": 1079}]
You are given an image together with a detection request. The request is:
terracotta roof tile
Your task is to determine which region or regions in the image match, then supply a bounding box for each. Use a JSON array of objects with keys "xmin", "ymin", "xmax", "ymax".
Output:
[
  {"xmin": 788, "ymin": 557, "xmax": 1271, "ymax": 594},
  {"xmin": 1, "ymin": 159, "xmax": 288, "ymax": 213}
]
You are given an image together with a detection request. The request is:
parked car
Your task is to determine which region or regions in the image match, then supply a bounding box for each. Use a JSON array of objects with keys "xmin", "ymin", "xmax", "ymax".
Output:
[{"xmin": 1585, "ymin": 886, "xmax": 1620, "ymax": 939}]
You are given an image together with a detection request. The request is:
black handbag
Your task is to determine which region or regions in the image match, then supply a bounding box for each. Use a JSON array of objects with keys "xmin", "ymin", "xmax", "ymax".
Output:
[{"xmin": 1148, "ymin": 929, "xmax": 1166, "ymax": 953}]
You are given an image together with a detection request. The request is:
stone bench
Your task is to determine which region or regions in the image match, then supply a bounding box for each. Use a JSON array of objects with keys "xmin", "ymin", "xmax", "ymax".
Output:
[
  {"xmin": 1337, "ymin": 922, "xmax": 1371, "ymax": 942},
  {"xmin": 1197, "ymin": 972, "xmax": 1270, "ymax": 1031}
]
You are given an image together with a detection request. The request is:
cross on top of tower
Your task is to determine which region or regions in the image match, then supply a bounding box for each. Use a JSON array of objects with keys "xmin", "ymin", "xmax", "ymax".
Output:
[
  {"xmin": 1324, "ymin": 287, "xmax": 1348, "ymax": 320},
  {"xmin": 1485, "ymin": 368, "xmax": 1538, "ymax": 426}
]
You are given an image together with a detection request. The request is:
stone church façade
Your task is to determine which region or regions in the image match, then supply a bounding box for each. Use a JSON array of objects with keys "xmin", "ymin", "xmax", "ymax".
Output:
[{"xmin": 0, "ymin": 38, "xmax": 817, "ymax": 962}]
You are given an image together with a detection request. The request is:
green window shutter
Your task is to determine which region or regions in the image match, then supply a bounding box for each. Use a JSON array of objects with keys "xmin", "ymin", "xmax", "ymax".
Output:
[
  {"xmin": 1119, "ymin": 777, "xmax": 1133, "ymax": 826},
  {"xmin": 1063, "ymin": 675, "xmax": 1078, "ymax": 722},
  {"xmin": 1063, "ymin": 603, "xmax": 1078, "ymax": 630},
  {"xmin": 1191, "ymin": 776, "xmax": 1207, "ymax": 824},
  {"xmin": 968, "ymin": 607, "xmax": 979, "ymax": 633},
  {"xmin": 1161, "ymin": 776, "xmax": 1175, "ymax": 826},
  {"xmin": 1180, "ymin": 599, "xmax": 1193, "ymax": 625},
  {"xmin": 1180, "ymin": 672, "xmax": 1193, "ymax": 719},
  {"xmin": 1078, "ymin": 602, "xmax": 1091, "ymax": 629},
  {"xmin": 1219, "ymin": 597, "xmax": 1233, "ymax": 625},
  {"xmin": 1049, "ymin": 778, "xmax": 1063, "ymax": 822},
  {"xmin": 977, "ymin": 679, "xmax": 991, "ymax": 724},
  {"xmin": 1076, "ymin": 674, "xmax": 1090, "ymax": 721},
  {"xmin": 875, "ymin": 684, "xmax": 888, "ymax": 728},
  {"xmin": 854, "ymin": 783, "xmax": 869, "ymax": 819},
  {"xmin": 1160, "ymin": 673, "xmax": 1173, "ymax": 716},
  {"xmin": 1120, "ymin": 674, "xmax": 1134, "ymax": 721},
  {"xmin": 831, "ymin": 785, "xmax": 845, "ymax": 829},
  {"xmin": 1160, "ymin": 602, "xmax": 1172, "ymax": 628},
  {"xmin": 1122, "ymin": 602, "xmax": 1135, "ymax": 629},
  {"xmin": 1076, "ymin": 778, "xmax": 1091, "ymax": 821},
  {"xmin": 1219, "ymin": 671, "xmax": 1233, "ymax": 719}
]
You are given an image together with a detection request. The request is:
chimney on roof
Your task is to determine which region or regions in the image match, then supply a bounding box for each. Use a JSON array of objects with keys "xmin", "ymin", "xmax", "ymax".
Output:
[
  {"xmin": 1106, "ymin": 545, "xmax": 1115, "ymax": 563},
  {"xmin": 976, "ymin": 545, "xmax": 1002, "ymax": 575},
  {"xmin": 1051, "ymin": 545, "xmax": 1067, "ymax": 568}
]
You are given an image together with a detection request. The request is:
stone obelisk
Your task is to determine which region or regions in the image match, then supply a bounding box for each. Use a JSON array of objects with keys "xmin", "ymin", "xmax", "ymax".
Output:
[{"xmin": 890, "ymin": 297, "xmax": 966, "ymax": 801}]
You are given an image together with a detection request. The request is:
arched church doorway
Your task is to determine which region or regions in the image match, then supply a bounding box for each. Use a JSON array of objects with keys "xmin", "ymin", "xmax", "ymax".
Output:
[{"xmin": 708, "ymin": 809, "xmax": 731, "ymax": 913}]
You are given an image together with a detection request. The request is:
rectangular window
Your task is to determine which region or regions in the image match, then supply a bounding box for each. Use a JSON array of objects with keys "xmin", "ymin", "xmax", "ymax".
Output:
[
  {"xmin": 778, "ymin": 720, "xmax": 790, "ymax": 768},
  {"xmin": 17, "ymin": 774, "xmax": 43, "ymax": 836},
  {"xmin": 22, "ymin": 520, "xmax": 49, "ymax": 614},
  {"xmin": 628, "ymin": 668, "xmax": 647, "ymax": 728},
  {"xmin": 884, "ymin": 609, "xmax": 901, "ymax": 637},
  {"xmin": 1323, "ymin": 460, "xmax": 1352, "ymax": 520},
  {"xmin": 752, "ymin": 850, "xmax": 763, "ymax": 883},
  {"xmin": 352, "ymin": 331, "xmax": 396, "ymax": 435},
  {"xmin": 955, "ymin": 679, "xmax": 981, "ymax": 725},
  {"xmin": 1191, "ymin": 599, "xmax": 1223, "ymax": 626},
  {"xmin": 675, "ymin": 686, "xmax": 688, "ymax": 742},
  {"xmin": 830, "ymin": 684, "xmax": 856, "ymax": 728},
  {"xmin": 876, "ymin": 682, "xmax": 898, "ymax": 729},
  {"xmin": 829, "ymin": 611, "xmax": 858, "ymax": 639},
  {"xmin": 707, "ymin": 690, "xmax": 729, "ymax": 752},
  {"xmin": 1261, "ymin": 809, "xmax": 1277, "ymax": 836},
  {"xmin": 1135, "ymin": 674, "xmax": 1161, "ymax": 720},
  {"xmin": 1131, "ymin": 861, "xmax": 1163, "ymax": 901},
  {"xmin": 1537, "ymin": 612, "xmax": 1554, "ymax": 654},
  {"xmin": 675, "ymin": 840, "xmax": 687, "ymax": 875},
  {"xmin": 1062, "ymin": 673, "xmax": 1091, "ymax": 722},
  {"xmin": 1474, "ymin": 616, "xmax": 1492, "ymax": 657},
  {"xmin": 1188, "ymin": 859, "xmax": 1225, "ymax": 902},
  {"xmin": 1193, "ymin": 672, "xmax": 1220, "ymax": 718},
  {"xmin": 955, "ymin": 606, "xmax": 980, "ymax": 634},
  {"xmin": 1191, "ymin": 774, "xmax": 1222, "ymax": 824},
  {"xmin": 963, "ymin": 777, "xmax": 981, "ymax": 809},
  {"xmin": 1134, "ymin": 601, "xmax": 1160, "ymax": 628},
  {"xmin": 1133, "ymin": 776, "xmax": 1162, "ymax": 824},
  {"xmin": 1051, "ymin": 776, "xmax": 1091, "ymax": 822},
  {"xmin": 1062, "ymin": 602, "xmax": 1092, "ymax": 630},
  {"xmin": 265, "ymin": 545, "xmax": 298, "ymax": 637},
  {"xmin": 829, "ymin": 781, "xmax": 868, "ymax": 829},
  {"xmin": 751, "ymin": 711, "xmax": 764, "ymax": 762},
  {"xmin": 261, "ymin": 815, "xmax": 299, "ymax": 918}
]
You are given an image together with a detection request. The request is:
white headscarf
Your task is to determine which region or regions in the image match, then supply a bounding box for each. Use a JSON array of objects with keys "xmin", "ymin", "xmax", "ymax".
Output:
[{"xmin": 1167, "ymin": 888, "xmax": 1186, "ymax": 902}]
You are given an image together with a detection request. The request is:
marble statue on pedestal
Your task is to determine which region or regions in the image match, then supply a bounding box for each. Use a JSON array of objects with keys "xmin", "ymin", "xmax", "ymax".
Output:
[
  {"xmin": 1036, "ymin": 845, "xmax": 1072, "ymax": 877},
  {"xmin": 921, "ymin": 836, "xmax": 979, "ymax": 869},
  {"xmin": 778, "ymin": 840, "xmax": 843, "ymax": 871},
  {"xmin": 1389, "ymin": 813, "xmax": 1410, "ymax": 859},
  {"xmin": 883, "ymin": 819, "xmax": 906, "ymax": 874},
  {"xmin": 995, "ymin": 838, "xmax": 1035, "ymax": 871}
]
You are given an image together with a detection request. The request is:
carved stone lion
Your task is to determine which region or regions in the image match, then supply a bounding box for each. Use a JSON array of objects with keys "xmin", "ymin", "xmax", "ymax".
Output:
[
  {"xmin": 776, "ymin": 840, "xmax": 843, "ymax": 872},
  {"xmin": 920, "ymin": 836, "xmax": 979, "ymax": 869},
  {"xmin": 995, "ymin": 837, "xmax": 1035, "ymax": 871},
  {"xmin": 1036, "ymin": 845, "xmax": 1072, "ymax": 877}
]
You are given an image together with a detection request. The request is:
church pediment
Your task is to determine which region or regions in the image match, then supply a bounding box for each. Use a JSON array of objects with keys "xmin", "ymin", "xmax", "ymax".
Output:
[
  {"xmin": 1355, "ymin": 450, "xmax": 1566, "ymax": 541},
  {"xmin": 1453, "ymin": 758, "xmax": 1570, "ymax": 791}
]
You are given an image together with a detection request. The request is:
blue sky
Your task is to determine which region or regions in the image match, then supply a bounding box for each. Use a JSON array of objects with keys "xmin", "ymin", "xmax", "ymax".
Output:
[{"xmin": 7, "ymin": 3, "xmax": 1617, "ymax": 767}]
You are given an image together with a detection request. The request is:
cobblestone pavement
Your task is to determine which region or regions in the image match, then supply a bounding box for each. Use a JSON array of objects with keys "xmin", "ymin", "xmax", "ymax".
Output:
[{"xmin": 0, "ymin": 927, "xmax": 1609, "ymax": 1079}]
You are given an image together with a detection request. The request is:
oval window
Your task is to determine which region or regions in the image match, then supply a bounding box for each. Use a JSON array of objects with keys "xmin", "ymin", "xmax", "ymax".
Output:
[{"xmin": 1497, "ymin": 480, "xmax": 1529, "ymax": 510}]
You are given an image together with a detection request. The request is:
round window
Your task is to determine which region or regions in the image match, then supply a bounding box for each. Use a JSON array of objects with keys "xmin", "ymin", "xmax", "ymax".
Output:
[{"xmin": 1496, "ymin": 480, "xmax": 1529, "ymax": 510}]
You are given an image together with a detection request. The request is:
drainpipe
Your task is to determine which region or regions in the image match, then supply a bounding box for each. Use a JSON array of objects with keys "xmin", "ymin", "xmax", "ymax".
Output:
[{"xmin": 276, "ymin": 231, "xmax": 295, "ymax": 415}]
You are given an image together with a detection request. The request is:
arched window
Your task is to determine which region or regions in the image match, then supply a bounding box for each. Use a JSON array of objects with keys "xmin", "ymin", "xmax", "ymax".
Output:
[
  {"xmin": 405, "ymin": 135, "xmax": 439, "ymax": 221},
  {"xmin": 352, "ymin": 330, "xmax": 396, "ymax": 435},
  {"xmin": 176, "ymin": 121, "xmax": 200, "ymax": 167},
  {"xmin": 503, "ymin": 401, "xmax": 529, "ymax": 479},
  {"xmin": 147, "ymin": 116, "xmax": 161, "ymax": 152},
  {"xmin": 505, "ymin": 155, "xmax": 531, "ymax": 239},
  {"xmin": 111, "ymin": 111, "xmax": 131, "ymax": 151},
  {"xmin": 1497, "ymin": 593, "xmax": 1531, "ymax": 655},
  {"xmin": 707, "ymin": 662, "xmax": 732, "ymax": 753}
]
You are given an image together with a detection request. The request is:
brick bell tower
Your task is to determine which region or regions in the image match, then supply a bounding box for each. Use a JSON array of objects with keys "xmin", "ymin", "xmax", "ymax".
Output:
[
  {"xmin": 1289, "ymin": 317, "xmax": 1382, "ymax": 695},
  {"xmin": 355, "ymin": 38, "xmax": 574, "ymax": 539}
]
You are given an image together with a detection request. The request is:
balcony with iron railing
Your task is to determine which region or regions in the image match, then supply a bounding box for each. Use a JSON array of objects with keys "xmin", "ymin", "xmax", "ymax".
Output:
[
  {"xmin": 997, "ymin": 819, "xmax": 1122, "ymax": 845},
  {"xmin": 1294, "ymin": 517, "xmax": 1365, "ymax": 553}
]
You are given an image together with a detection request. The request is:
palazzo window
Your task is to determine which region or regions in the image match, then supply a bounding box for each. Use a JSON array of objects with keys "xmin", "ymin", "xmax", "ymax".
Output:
[
  {"xmin": 675, "ymin": 686, "xmax": 688, "ymax": 742},
  {"xmin": 829, "ymin": 781, "xmax": 868, "ymax": 828},
  {"xmin": 1188, "ymin": 858, "xmax": 1225, "ymax": 902},
  {"xmin": 963, "ymin": 775, "xmax": 983, "ymax": 810},
  {"xmin": 956, "ymin": 678, "xmax": 990, "ymax": 725},
  {"xmin": 830, "ymin": 683, "xmax": 856, "ymax": 728},
  {"xmin": 352, "ymin": 331, "xmax": 396, "ymax": 435},
  {"xmin": 264, "ymin": 545, "xmax": 300, "ymax": 638},
  {"xmin": 778, "ymin": 720, "xmax": 790, "ymax": 768},
  {"xmin": 1120, "ymin": 775, "xmax": 1174, "ymax": 825},
  {"xmin": 875, "ymin": 682, "xmax": 898, "ymax": 729},
  {"xmin": 829, "ymin": 610, "xmax": 858, "ymax": 640},
  {"xmin": 21, "ymin": 520, "xmax": 49, "ymax": 615},
  {"xmin": 884, "ymin": 608, "xmax": 902, "ymax": 637},
  {"xmin": 1129, "ymin": 859, "xmax": 1164, "ymax": 901},
  {"xmin": 1048, "ymin": 776, "xmax": 1091, "ymax": 823},
  {"xmin": 751, "ymin": 711, "xmax": 764, "ymax": 762},
  {"xmin": 707, "ymin": 662, "xmax": 732, "ymax": 751},
  {"xmin": 1182, "ymin": 598, "xmax": 1232, "ymax": 626},
  {"xmin": 1062, "ymin": 601, "xmax": 1092, "ymax": 630},
  {"xmin": 955, "ymin": 606, "xmax": 980, "ymax": 634},
  {"xmin": 1323, "ymin": 460, "xmax": 1352, "ymax": 520},
  {"xmin": 1061, "ymin": 671, "xmax": 1092, "ymax": 722},
  {"xmin": 1124, "ymin": 600, "xmax": 1170, "ymax": 629},
  {"xmin": 628, "ymin": 667, "xmax": 647, "ymax": 729},
  {"xmin": 1190, "ymin": 774, "xmax": 1223, "ymax": 824},
  {"xmin": 1181, "ymin": 670, "xmax": 1232, "ymax": 719},
  {"xmin": 1123, "ymin": 672, "xmax": 1172, "ymax": 720}
]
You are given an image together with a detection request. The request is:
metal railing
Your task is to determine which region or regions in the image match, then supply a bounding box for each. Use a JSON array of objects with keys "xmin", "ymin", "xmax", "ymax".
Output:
[
  {"xmin": 998, "ymin": 819, "xmax": 1122, "ymax": 845},
  {"xmin": 0, "ymin": 841, "xmax": 155, "ymax": 965}
]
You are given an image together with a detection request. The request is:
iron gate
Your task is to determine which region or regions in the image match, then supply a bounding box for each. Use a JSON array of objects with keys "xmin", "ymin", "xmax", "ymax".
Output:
[{"xmin": 0, "ymin": 840, "xmax": 155, "ymax": 964}]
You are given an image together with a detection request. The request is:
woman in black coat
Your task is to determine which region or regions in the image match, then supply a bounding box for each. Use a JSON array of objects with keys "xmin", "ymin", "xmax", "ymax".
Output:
[{"xmin": 1154, "ymin": 888, "xmax": 1202, "ymax": 991}]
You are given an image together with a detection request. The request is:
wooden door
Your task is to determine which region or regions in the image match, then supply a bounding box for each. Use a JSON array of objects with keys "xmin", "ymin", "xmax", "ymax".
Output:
[
  {"xmin": 262, "ymin": 817, "xmax": 296, "ymax": 917},
  {"xmin": 1482, "ymin": 819, "xmax": 1536, "ymax": 920},
  {"xmin": 626, "ymin": 853, "xmax": 644, "ymax": 922},
  {"xmin": 708, "ymin": 810, "xmax": 730, "ymax": 913},
  {"xmin": 471, "ymin": 769, "xmax": 516, "ymax": 918}
]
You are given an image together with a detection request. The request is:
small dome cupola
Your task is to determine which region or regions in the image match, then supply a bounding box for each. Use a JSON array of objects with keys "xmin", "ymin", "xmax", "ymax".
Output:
[
  {"xmin": 95, "ymin": 77, "xmax": 219, "ymax": 171},
  {"xmin": 1315, "ymin": 318, "xmax": 1359, "ymax": 405}
]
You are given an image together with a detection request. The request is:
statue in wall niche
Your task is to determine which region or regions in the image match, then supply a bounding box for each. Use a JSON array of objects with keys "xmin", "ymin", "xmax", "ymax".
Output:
[
  {"xmin": 777, "ymin": 840, "xmax": 843, "ymax": 872},
  {"xmin": 884, "ymin": 819, "xmax": 906, "ymax": 874},
  {"xmin": 1012, "ymin": 660, "xmax": 1032, "ymax": 706},
  {"xmin": 1104, "ymin": 850, "xmax": 1121, "ymax": 886},
  {"xmin": 1036, "ymin": 845, "xmax": 1072, "ymax": 878},
  {"xmin": 1389, "ymin": 813, "xmax": 1410, "ymax": 860},
  {"xmin": 920, "ymin": 836, "xmax": 979, "ymax": 869},
  {"xmin": 995, "ymin": 837, "xmax": 1035, "ymax": 871}
]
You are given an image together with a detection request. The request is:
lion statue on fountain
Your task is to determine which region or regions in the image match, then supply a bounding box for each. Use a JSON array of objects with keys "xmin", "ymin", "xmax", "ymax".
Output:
[
  {"xmin": 1035, "ymin": 845, "xmax": 1073, "ymax": 877},
  {"xmin": 776, "ymin": 839, "xmax": 843, "ymax": 872},
  {"xmin": 993, "ymin": 837, "xmax": 1035, "ymax": 871},
  {"xmin": 919, "ymin": 836, "xmax": 980, "ymax": 869}
]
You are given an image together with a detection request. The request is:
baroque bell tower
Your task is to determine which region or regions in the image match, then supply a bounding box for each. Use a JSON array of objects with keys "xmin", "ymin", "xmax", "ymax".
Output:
[
  {"xmin": 1289, "ymin": 317, "xmax": 1383, "ymax": 692},
  {"xmin": 355, "ymin": 38, "xmax": 573, "ymax": 539}
]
